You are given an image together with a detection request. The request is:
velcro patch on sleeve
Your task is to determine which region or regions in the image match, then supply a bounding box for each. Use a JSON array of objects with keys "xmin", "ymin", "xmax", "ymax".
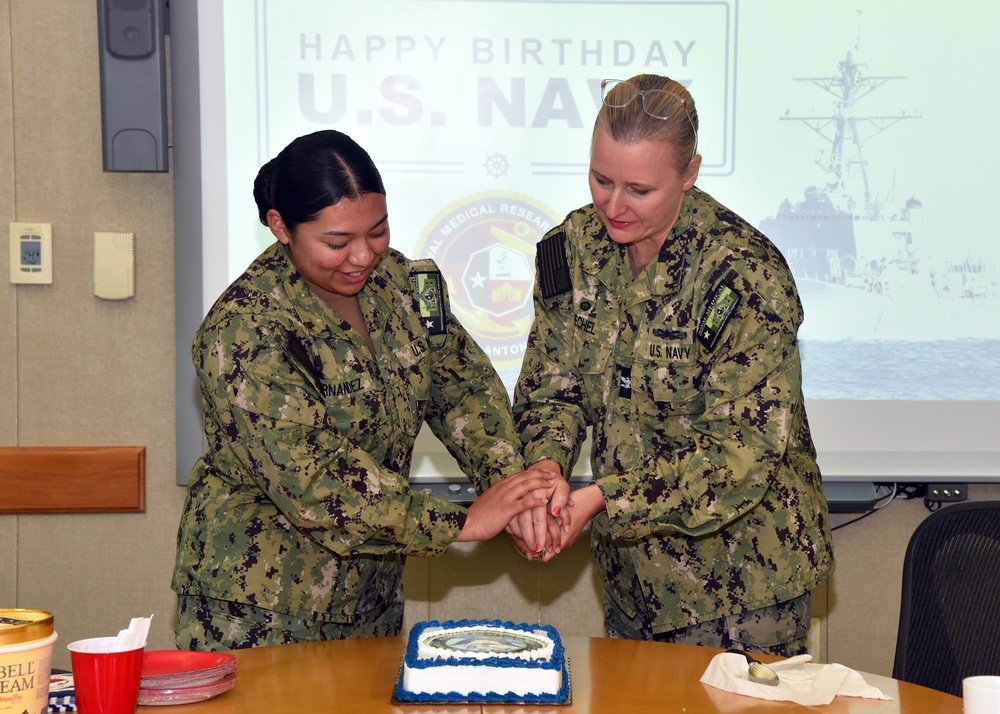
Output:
[
  {"xmin": 536, "ymin": 230, "xmax": 573, "ymax": 299},
  {"xmin": 697, "ymin": 282, "xmax": 742, "ymax": 350}
]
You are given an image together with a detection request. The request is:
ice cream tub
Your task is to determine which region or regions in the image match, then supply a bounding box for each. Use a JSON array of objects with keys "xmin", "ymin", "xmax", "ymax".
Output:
[{"xmin": 0, "ymin": 609, "xmax": 56, "ymax": 714}]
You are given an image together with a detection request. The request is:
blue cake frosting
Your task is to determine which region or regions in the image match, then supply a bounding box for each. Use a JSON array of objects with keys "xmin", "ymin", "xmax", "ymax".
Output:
[{"xmin": 394, "ymin": 619, "xmax": 570, "ymax": 704}]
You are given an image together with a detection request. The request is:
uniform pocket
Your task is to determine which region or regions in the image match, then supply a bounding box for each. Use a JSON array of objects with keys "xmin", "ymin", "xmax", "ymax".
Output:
[
  {"xmin": 350, "ymin": 554, "xmax": 405, "ymax": 621},
  {"xmin": 324, "ymin": 379, "xmax": 381, "ymax": 420},
  {"xmin": 727, "ymin": 593, "xmax": 811, "ymax": 651},
  {"xmin": 575, "ymin": 333, "xmax": 614, "ymax": 375},
  {"xmin": 590, "ymin": 513, "xmax": 640, "ymax": 619},
  {"xmin": 635, "ymin": 325, "xmax": 704, "ymax": 408}
]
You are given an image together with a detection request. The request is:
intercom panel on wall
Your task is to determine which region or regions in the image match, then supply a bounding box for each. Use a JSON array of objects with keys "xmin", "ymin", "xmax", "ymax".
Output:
[{"xmin": 96, "ymin": 0, "xmax": 168, "ymax": 172}]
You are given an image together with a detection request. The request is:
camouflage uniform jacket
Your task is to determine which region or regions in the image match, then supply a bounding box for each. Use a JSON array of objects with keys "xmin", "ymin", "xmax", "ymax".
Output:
[
  {"xmin": 173, "ymin": 243, "xmax": 523, "ymax": 624},
  {"xmin": 514, "ymin": 188, "xmax": 835, "ymax": 634}
]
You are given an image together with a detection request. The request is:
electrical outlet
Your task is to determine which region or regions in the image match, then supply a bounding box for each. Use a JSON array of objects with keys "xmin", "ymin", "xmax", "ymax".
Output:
[{"xmin": 924, "ymin": 483, "xmax": 968, "ymax": 502}]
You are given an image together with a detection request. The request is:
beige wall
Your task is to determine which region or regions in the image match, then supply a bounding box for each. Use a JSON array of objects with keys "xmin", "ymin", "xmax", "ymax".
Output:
[
  {"xmin": 1, "ymin": 0, "xmax": 17, "ymax": 613},
  {"xmin": 2, "ymin": 0, "xmax": 183, "ymax": 669},
  {"xmin": 2, "ymin": 0, "xmax": 995, "ymax": 677}
]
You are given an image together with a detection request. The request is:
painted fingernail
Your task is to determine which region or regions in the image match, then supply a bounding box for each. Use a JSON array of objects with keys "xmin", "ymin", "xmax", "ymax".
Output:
[{"xmin": 553, "ymin": 507, "xmax": 562, "ymax": 517}]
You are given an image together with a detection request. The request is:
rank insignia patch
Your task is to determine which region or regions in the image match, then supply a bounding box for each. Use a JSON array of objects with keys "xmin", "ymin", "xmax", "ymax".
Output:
[
  {"xmin": 412, "ymin": 269, "xmax": 447, "ymax": 335},
  {"xmin": 697, "ymin": 282, "xmax": 742, "ymax": 350},
  {"xmin": 618, "ymin": 365, "xmax": 632, "ymax": 398}
]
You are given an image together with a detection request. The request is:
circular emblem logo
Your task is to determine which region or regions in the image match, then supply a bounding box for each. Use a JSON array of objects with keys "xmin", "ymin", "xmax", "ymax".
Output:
[
  {"xmin": 416, "ymin": 193, "xmax": 560, "ymax": 373},
  {"xmin": 425, "ymin": 629, "xmax": 547, "ymax": 654}
]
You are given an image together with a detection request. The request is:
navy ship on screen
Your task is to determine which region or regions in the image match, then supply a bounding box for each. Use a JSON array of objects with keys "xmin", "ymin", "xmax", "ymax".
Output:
[{"xmin": 759, "ymin": 49, "xmax": 999, "ymax": 341}]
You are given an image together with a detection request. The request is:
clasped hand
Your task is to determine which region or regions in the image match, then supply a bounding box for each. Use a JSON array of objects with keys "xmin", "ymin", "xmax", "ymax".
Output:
[
  {"xmin": 458, "ymin": 461, "xmax": 604, "ymax": 563},
  {"xmin": 496, "ymin": 460, "xmax": 578, "ymax": 562},
  {"xmin": 457, "ymin": 466, "xmax": 560, "ymax": 545},
  {"xmin": 505, "ymin": 464, "xmax": 608, "ymax": 562}
]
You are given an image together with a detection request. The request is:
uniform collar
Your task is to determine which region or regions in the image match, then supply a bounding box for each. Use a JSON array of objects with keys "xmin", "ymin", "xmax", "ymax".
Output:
[
  {"xmin": 580, "ymin": 189, "xmax": 701, "ymax": 300},
  {"xmin": 269, "ymin": 242, "xmax": 398, "ymax": 346}
]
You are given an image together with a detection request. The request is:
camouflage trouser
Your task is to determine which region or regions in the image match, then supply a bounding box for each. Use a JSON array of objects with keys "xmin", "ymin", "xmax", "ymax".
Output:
[
  {"xmin": 174, "ymin": 594, "xmax": 404, "ymax": 651},
  {"xmin": 604, "ymin": 591, "xmax": 812, "ymax": 657}
]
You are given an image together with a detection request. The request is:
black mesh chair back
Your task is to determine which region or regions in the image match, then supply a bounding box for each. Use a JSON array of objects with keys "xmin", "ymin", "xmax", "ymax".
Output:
[{"xmin": 892, "ymin": 500, "xmax": 1000, "ymax": 696}]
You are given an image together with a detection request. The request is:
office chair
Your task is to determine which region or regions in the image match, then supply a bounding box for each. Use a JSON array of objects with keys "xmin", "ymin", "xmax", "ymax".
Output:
[{"xmin": 892, "ymin": 500, "xmax": 1000, "ymax": 697}]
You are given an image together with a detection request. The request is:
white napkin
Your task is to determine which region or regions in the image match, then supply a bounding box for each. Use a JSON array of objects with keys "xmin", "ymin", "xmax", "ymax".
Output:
[
  {"xmin": 700, "ymin": 651, "xmax": 892, "ymax": 706},
  {"xmin": 112, "ymin": 615, "xmax": 153, "ymax": 651}
]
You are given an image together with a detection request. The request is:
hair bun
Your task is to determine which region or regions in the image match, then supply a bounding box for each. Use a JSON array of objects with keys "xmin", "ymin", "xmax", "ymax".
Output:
[{"xmin": 253, "ymin": 159, "xmax": 277, "ymax": 225}]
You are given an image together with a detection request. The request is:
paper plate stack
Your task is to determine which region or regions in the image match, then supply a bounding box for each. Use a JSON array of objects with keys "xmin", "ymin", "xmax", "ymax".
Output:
[{"xmin": 137, "ymin": 650, "xmax": 238, "ymax": 706}]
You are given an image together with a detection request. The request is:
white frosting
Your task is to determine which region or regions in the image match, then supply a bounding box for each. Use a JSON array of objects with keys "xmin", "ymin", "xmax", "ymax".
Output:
[
  {"xmin": 402, "ymin": 662, "xmax": 561, "ymax": 698},
  {"xmin": 401, "ymin": 622, "xmax": 563, "ymax": 698}
]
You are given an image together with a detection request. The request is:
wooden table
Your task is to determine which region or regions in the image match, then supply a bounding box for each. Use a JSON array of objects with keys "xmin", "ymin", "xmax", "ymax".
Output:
[{"xmin": 153, "ymin": 636, "xmax": 962, "ymax": 713}]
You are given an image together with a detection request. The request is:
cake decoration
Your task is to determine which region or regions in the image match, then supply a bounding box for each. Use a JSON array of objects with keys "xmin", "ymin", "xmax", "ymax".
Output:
[{"xmin": 394, "ymin": 619, "xmax": 570, "ymax": 704}]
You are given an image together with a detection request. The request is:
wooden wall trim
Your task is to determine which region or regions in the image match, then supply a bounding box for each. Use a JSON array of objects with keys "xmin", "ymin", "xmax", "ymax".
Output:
[{"xmin": 0, "ymin": 446, "xmax": 145, "ymax": 514}]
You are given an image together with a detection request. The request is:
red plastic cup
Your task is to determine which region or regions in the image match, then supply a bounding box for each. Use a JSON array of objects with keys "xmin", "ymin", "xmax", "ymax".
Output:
[{"xmin": 67, "ymin": 637, "xmax": 144, "ymax": 714}]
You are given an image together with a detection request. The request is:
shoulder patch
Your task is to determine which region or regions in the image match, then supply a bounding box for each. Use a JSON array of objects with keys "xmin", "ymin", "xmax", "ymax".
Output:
[
  {"xmin": 697, "ymin": 282, "xmax": 742, "ymax": 350},
  {"xmin": 410, "ymin": 269, "xmax": 447, "ymax": 335},
  {"xmin": 536, "ymin": 230, "xmax": 573, "ymax": 300}
]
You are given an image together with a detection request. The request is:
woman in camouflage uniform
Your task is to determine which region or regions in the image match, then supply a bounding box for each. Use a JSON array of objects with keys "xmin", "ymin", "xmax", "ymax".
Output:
[
  {"xmin": 513, "ymin": 75, "xmax": 835, "ymax": 655},
  {"xmin": 173, "ymin": 130, "xmax": 562, "ymax": 650}
]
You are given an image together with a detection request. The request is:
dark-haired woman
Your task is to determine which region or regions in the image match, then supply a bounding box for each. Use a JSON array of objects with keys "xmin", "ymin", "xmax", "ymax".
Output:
[{"xmin": 173, "ymin": 130, "xmax": 565, "ymax": 650}]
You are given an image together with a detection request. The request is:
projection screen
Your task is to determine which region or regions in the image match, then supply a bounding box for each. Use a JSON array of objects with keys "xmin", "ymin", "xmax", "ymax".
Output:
[{"xmin": 172, "ymin": 0, "xmax": 1000, "ymax": 486}]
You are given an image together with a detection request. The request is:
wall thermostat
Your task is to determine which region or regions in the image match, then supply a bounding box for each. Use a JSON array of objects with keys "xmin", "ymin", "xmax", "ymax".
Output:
[{"xmin": 9, "ymin": 222, "xmax": 53, "ymax": 284}]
